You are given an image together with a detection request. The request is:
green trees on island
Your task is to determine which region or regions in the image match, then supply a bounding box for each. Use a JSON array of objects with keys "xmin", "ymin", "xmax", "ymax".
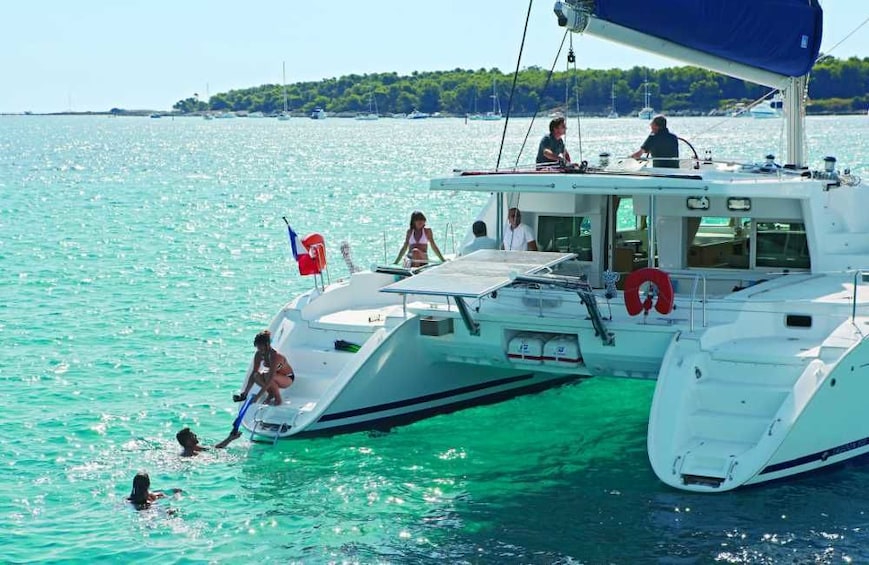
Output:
[{"xmin": 172, "ymin": 56, "xmax": 869, "ymax": 116}]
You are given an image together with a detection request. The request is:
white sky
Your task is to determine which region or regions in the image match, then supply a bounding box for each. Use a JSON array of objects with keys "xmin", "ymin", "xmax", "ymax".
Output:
[{"xmin": 1, "ymin": 0, "xmax": 866, "ymax": 112}]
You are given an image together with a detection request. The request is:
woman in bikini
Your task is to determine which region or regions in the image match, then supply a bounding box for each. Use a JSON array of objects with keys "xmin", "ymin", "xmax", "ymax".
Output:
[
  {"xmin": 393, "ymin": 210, "xmax": 446, "ymax": 267},
  {"xmin": 232, "ymin": 330, "xmax": 295, "ymax": 406}
]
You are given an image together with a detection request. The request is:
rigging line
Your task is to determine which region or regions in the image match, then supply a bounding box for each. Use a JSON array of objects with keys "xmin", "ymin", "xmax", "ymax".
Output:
[
  {"xmin": 497, "ymin": 0, "xmax": 534, "ymax": 171},
  {"xmin": 514, "ymin": 28, "xmax": 569, "ymax": 169},
  {"xmin": 818, "ymin": 15, "xmax": 869, "ymax": 61},
  {"xmin": 568, "ymin": 34, "xmax": 583, "ymax": 164}
]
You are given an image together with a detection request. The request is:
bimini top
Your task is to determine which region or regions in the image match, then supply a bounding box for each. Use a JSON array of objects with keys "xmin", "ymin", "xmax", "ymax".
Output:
[
  {"xmin": 380, "ymin": 250, "xmax": 575, "ymax": 299},
  {"xmin": 558, "ymin": 0, "xmax": 822, "ymax": 83}
]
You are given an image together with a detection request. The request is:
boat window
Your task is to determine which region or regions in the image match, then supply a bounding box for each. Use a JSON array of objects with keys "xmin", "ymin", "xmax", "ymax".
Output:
[
  {"xmin": 615, "ymin": 197, "xmax": 641, "ymax": 234},
  {"xmin": 614, "ymin": 197, "xmax": 648, "ymax": 273},
  {"xmin": 537, "ymin": 216, "xmax": 592, "ymax": 260},
  {"xmin": 687, "ymin": 216, "xmax": 750, "ymax": 269},
  {"xmin": 756, "ymin": 221, "xmax": 810, "ymax": 270}
]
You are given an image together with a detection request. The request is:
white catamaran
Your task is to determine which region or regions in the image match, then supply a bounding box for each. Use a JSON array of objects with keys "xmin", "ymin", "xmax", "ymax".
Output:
[{"xmin": 229, "ymin": 0, "xmax": 869, "ymax": 493}]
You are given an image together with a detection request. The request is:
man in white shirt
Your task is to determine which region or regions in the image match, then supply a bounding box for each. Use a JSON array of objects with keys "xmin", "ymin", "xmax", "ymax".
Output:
[
  {"xmin": 502, "ymin": 208, "xmax": 537, "ymax": 251},
  {"xmin": 460, "ymin": 221, "xmax": 498, "ymax": 255}
]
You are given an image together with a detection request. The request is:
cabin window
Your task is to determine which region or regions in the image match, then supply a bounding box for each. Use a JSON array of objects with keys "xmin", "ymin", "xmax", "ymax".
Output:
[
  {"xmin": 614, "ymin": 197, "xmax": 648, "ymax": 273},
  {"xmin": 687, "ymin": 217, "xmax": 750, "ymax": 269},
  {"xmin": 756, "ymin": 221, "xmax": 810, "ymax": 270},
  {"xmin": 537, "ymin": 216, "xmax": 592, "ymax": 260}
]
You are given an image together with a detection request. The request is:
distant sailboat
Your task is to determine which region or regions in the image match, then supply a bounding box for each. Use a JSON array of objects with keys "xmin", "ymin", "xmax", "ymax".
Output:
[
  {"xmin": 638, "ymin": 78, "xmax": 654, "ymax": 119},
  {"xmin": 203, "ymin": 83, "xmax": 213, "ymax": 120},
  {"xmin": 469, "ymin": 79, "xmax": 502, "ymax": 121},
  {"xmin": 278, "ymin": 62, "xmax": 290, "ymax": 120},
  {"xmin": 356, "ymin": 90, "xmax": 379, "ymax": 121},
  {"xmin": 608, "ymin": 82, "xmax": 619, "ymax": 118}
]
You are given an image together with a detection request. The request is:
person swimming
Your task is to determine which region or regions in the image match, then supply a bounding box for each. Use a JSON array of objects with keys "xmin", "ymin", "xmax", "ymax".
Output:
[
  {"xmin": 127, "ymin": 471, "xmax": 180, "ymax": 510},
  {"xmin": 176, "ymin": 427, "xmax": 207, "ymax": 457}
]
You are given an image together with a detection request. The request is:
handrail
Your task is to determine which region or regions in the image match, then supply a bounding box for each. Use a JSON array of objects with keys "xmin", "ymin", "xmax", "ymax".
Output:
[
  {"xmin": 443, "ymin": 222, "xmax": 456, "ymax": 255},
  {"xmin": 852, "ymin": 269, "xmax": 866, "ymax": 324},
  {"xmin": 666, "ymin": 272, "xmax": 707, "ymax": 331}
]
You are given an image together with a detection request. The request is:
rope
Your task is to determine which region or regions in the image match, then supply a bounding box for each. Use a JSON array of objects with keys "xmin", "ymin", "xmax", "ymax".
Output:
[
  {"xmin": 496, "ymin": 0, "xmax": 534, "ymax": 171},
  {"xmin": 514, "ymin": 29, "xmax": 569, "ymax": 169},
  {"xmin": 819, "ymin": 15, "xmax": 869, "ymax": 61},
  {"xmin": 567, "ymin": 34, "xmax": 583, "ymax": 164},
  {"xmin": 340, "ymin": 241, "xmax": 360, "ymax": 273}
]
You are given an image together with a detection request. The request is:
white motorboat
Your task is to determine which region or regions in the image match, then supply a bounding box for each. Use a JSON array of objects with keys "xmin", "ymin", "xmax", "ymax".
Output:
[
  {"xmin": 749, "ymin": 94, "xmax": 784, "ymax": 118},
  {"xmin": 407, "ymin": 109, "xmax": 430, "ymax": 119},
  {"xmin": 230, "ymin": 0, "xmax": 869, "ymax": 494},
  {"xmin": 310, "ymin": 107, "xmax": 327, "ymax": 120}
]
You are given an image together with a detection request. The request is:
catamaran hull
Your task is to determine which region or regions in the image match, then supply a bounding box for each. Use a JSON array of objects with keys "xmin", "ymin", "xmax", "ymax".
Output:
[
  {"xmin": 256, "ymin": 368, "xmax": 580, "ymax": 439},
  {"xmin": 236, "ymin": 286, "xmax": 591, "ymax": 441},
  {"xmin": 648, "ymin": 286, "xmax": 869, "ymax": 492}
]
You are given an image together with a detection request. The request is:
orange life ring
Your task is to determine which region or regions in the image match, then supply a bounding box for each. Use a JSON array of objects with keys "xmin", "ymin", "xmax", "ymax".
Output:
[{"xmin": 624, "ymin": 267, "xmax": 674, "ymax": 316}]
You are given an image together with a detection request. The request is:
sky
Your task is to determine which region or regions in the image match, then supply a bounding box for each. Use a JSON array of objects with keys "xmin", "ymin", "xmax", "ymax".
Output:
[{"xmin": 1, "ymin": 0, "xmax": 866, "ymax": 113}]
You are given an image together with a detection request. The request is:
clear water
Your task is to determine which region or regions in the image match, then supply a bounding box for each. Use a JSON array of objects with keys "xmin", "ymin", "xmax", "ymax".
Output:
[{"xmin": 2, "ymin": 115, "xmax": 868, "ymax": 563}]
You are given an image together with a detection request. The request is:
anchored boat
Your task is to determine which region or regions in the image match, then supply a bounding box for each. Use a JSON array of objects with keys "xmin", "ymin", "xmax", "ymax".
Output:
[{"xmin": 232, "ymin": 0, "xmax": 869, "ymax": 493}]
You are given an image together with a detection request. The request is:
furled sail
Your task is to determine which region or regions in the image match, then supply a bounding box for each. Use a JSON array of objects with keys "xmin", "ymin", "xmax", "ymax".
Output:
[{"xmin": 555, "ymin": 0, "xmax": 823, "ymax": 88}]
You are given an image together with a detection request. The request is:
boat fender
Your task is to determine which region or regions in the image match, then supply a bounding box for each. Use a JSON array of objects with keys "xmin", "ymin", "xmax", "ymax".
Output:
[{"xmin": 624, "ymin": 267, "xmax": 674, "ymax": 316}]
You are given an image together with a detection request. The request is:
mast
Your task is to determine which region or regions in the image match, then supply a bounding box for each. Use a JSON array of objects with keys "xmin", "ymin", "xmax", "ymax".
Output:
[
  {"xmin": 282, "ymin": 61, "xmax": 288, "ymax": 113},
  {"xmin": 491, "ymin": 78, "xmax": 500, "ymax": 115},
  {"xmin": 785, "ymin": 76, "xmax": 807, "ymax": 167}
]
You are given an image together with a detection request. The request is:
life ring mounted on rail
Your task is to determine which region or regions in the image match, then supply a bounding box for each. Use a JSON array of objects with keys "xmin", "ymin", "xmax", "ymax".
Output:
[
  {"xmin": 623, "ymin": 267, "xmax": 674, "ymax": 316},
  {"xmin": 297, "ymin": 233, "xmax": 327, "ymax": 276}
]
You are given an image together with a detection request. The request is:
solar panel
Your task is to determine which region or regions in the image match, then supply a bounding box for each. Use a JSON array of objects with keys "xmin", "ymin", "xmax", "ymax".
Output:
[{"xmin": 380, "ymin": 250, "xmax": 576, "ymax": 298}]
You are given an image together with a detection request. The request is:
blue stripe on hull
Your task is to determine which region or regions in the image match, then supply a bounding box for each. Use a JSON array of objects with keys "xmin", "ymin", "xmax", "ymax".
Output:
[
  {"xmin": 761, "ymin": 436, "xmax": 869, "ymax": 475},
  {"xmin": 279, "ymin": 373, "xmax": 582, "ymax": 438}
]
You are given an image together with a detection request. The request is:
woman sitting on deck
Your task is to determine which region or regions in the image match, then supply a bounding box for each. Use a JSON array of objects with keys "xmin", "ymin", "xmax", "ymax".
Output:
[{"xmin": 393, "ymin": 210, "xmax": 446, "ymax": 267}]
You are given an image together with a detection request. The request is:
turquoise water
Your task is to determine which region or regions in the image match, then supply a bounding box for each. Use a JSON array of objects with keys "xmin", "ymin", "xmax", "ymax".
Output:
[{"xmin": 2, "ymin": 115, "xmax": 869, "ymax": 563}]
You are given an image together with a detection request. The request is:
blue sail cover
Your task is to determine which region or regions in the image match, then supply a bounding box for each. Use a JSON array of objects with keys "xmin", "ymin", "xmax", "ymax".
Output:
[{"xmin": 593, "ymin": 0, "xmax": 823, "ymax": 77}]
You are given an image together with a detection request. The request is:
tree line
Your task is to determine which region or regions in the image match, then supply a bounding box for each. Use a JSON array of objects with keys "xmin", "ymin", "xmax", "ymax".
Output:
[{"xmin": 172, "ymin": 56, "xmax": 869, "ymax": 116}]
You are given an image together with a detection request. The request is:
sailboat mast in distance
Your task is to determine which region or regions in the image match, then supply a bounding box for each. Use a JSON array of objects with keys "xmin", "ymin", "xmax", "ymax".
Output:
[{"xmin": 278, "ymin": 61, "xmax": 290, "ymax": 120}]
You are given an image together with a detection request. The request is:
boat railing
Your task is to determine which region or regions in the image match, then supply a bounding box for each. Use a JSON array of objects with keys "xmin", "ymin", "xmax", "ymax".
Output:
[
  {"xmin": 443, "ymin": 222, "xmax": 456, "ymax": 255},
  {"xmin": 851, "ymin": 269, "xmax": 869, "ymax": 326},
  {"xmin": 666, "ymin": 272, "xmax": 707, "ymax": 331}
]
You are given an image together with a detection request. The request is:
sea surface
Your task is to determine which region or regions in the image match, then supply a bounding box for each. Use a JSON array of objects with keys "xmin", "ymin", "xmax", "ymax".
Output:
[{"xmin": 2, "ymin": 114, "xmax": 869, "ymax": 564}]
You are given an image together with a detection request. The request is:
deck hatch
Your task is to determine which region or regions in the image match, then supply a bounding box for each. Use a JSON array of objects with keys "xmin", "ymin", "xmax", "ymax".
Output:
[{"xmin": 785, "ymin": 314, "xmax": 812, "ymax": 328}]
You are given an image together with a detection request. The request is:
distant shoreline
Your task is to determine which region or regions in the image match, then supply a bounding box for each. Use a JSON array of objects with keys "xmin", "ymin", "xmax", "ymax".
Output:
[{"xmin": 2, "ymin": 110, "xmax": 865, "ymax": 118}]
